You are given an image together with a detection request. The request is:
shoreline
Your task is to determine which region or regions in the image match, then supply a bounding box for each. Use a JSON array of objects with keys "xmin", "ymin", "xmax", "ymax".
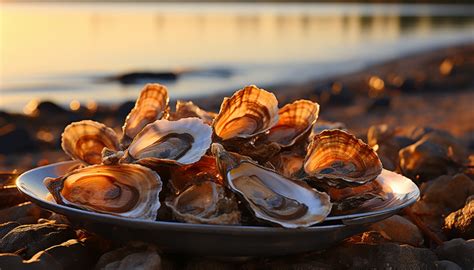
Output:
[{"xmin": 0, "ymin": 42, "xmax": 472, "ymax": 171}]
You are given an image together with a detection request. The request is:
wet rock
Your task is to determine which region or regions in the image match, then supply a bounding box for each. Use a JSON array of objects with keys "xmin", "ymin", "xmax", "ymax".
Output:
[
  {"xmin": 0, "ymin": 222, "xmax": 21, "ymax": 239},
  {"xmin": 95, "ymin": 242, "xmax": 161, "ymax": 270},
  {"xmin": 0, "ymin": 202, "xmax": 50, "ymax": 224},
  {"xmin": 0, "ymin": 185, "xmax": 27, "ymax": 208},
  {"xmin": 434, "ymin": 260, "xmax": 462, "ymax": 270},
  {"xmin": 0, "ymin": 221, "xmax": 76, "ymax": 259},
  {"xmin": 399, "ymin": 131, "xmax": 467, "ymax": 181},
  {"xmin": 0, "ymin": 124, "xmax": 37, "ymax": 154},
  {"xmin": 444, "ymin": 195, "xmax": 474, "ymax": 239},
  {"xmin": 31, "ymin": 239, "xmax": 97, "ymax": 270},
  {"xmin": 370, "ymin": 215, "xmax": 424, "ymax": 246},
  {"xmin": 322, "ymin": 242, "xmax": 438, "ymax": 269},
  {"xmin": 435, "ymin": 239, "xmax": 474, "ymax": 270}
]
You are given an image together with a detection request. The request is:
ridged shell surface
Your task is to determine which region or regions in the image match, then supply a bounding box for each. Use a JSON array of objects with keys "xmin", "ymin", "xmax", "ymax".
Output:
[
  {"xmin": 304, "ymin": 129, "xmax": 382, "ymax": 187},
  {"xmin": 44, "ymin": 164, "xmax": 162, "ymax": 220},
  {"xmin": 213, "ymin": 85, "xmax": 279, "ymax": 141},
  {"xmin": 61, "ymin": 120, "xmax": 120, "ymax": 165},
  {"xmin": 121, "ymin": 84, "xmax": 169, "ymax": 148},
  {"xmin": 267, "ymin": 100, "xmax": 319, "ymax": 147},
  {"xmin": 171, "ymin": 100, "xmax": 216, "ymax": 125}
]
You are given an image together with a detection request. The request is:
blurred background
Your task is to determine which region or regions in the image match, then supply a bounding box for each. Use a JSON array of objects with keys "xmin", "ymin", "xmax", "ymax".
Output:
[{"xmin": 0, "ymin": 1, "xmax": 473, "ymax": 171}]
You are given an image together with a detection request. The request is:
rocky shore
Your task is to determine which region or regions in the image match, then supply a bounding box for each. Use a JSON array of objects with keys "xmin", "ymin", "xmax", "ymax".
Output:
[{"xmin": 0, "ymin": 43, "xmax": 473, "ymax": 269}]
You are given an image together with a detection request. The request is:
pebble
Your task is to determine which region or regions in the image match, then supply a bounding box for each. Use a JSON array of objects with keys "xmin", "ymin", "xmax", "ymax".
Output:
[
  {"xmin": 0, "ymin": 125, "xmax": 37, "ymax": 154},
  {"xmin": 435, "ymin": 238, "xmax": 474, "ymax": 270},
  {"xmin": 444, "ymin": 195, "xmax": 474, "ymax": 239},
  {"xmin": 434, "ymin": 260, "xmax": 462, "ymax": 270},
  {"xmin": 0, "ymin": 221, "xmax": 76, "ymax": 259},
  {"xmin": 370, "ymin": 215, "xmax": 424, "ymax": 246},
  {"xmin": 0, "ymin": 222, "xmax": 21, "ymax": 239},
  {"xmin": 0, "ymin": 202, "xmax": 49, "ymax": 225},
  {"xmin": 95, "ymin": 242, "xmax": 161, "ymax": 270}
]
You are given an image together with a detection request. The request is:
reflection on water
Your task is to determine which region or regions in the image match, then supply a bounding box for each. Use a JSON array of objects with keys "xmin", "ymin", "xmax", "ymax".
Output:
[{"xmin": 1, "ymin": 3, "xmax": 473, "ymax": 112}]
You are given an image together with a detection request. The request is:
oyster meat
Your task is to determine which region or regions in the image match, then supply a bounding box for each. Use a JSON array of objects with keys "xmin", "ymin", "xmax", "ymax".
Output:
[
  {"xmin": 122, "ymin": 118, "xmax": 212, "ymax": 166},
  {"xmin": 165, "ymin": 181, "xmax": 240, "ymax": 225},
  {"xmin": 304, "ymin": 129, "xmax": 383, "ymax": 187},
  {"xmin": 266, "ymin": 100, "xmax": 319, "ymax": 147},
  {"xmin": 213, "ymin": 143, "xmax": 331, "ymax": 228},
  {"xmin": 44, "ymin": 164, "xmax": 162, "ymax": 220},
  {"xmin": 61, "ymin": 120, "xmax": 120, "ymax": 165},
  {"xmin": 213, "ymin": 85, "xmax": 279, "ymax": 141},
  {"xmin": 121, "ymin": 84, "xmax": 169, "ymax": 148}
]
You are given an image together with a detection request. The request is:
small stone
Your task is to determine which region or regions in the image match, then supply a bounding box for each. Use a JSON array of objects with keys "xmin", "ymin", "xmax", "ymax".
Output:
[
  {"xmin": 95, "ymin": 242, "xmax": 161, "ymax": 270},
  {"xmin": 0, "ymin": 185, "xmax": 27, "ymax": 209},
  {"xmin": 0, "ymin": 222, "xmax": 21, "ymax": 239},
  {"xmin": 367, "ymin": 96, "xmax": 391, "ymax": 112},
  {"xmin": 370, "ymin": 215, "xmax": 424, "ymax": 246},
  {"xmin": 31, "ymin": 239, "xmax": 97, "ymax": 270},
  {"xmin": 444, "ymin": 196, "xmax": 474, "ymax": 239},
  {"xmin": 0, "ymin": 221, "xmax": 76, "ymax": 259},
  {"xmin": 0, "ymin": 124, "xmax": 37, "ymax": 154},
  {"xmin": 435, "ymin": 238, "xmax": 474, "ymax": 270},
  {"xmin": 434, "ymin": 260, "xmax": 462, "ymax": 270},
  {"xmin": 0, "ymin": 202, "xmax": 50, "ymax": 224}
]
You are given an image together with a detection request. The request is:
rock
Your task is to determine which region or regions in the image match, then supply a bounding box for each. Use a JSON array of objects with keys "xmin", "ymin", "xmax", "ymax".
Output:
[
  {"xmin": 370, "ymin": 215, "xmax": 424, "ymax": 246},
  {"xmin": 0, "ymin": 124, "xmax": 37, "ymax": 154},
  {"xmin": 31, "ymin": 239, "xmax": 97, "ymax": 270},
  {"xmin": 111, "ymin": 71, "xmax": 178, "ymax": 85},
  {"xmin": 0, "ymin": 185, "xmax": 27, "ymax": 208},
  {"xmin": 95, "ymin": 242, "xmax": 161, "ymax": 270},
  {"xmin": 0, "ymin": 222, "xmax": 21, "ymax": 239},
  {"xmin": 116, "ymin": 101, "xmax": 135, "ymax": 121},
  {"xmin": 37, "ymin": 101, "xmax": 69, "ymax": 115},
  {"xmin": 434, "ymin": 260, "xmax": 462, "ymax": 270},
  {"xmin": 444, "ymin": 195, "xmax": 474, "ymax": 239},
  {"xmin": 314, "ymin": 81, "xmax": 354, "ymax": 106},
  {"xmin": 435, "ymin": 239, "xmax": 474, "ymax": 270},
  {"xmin": 0, "ymin": 221, "xmax": 76, "ymax": 259},
  {"xmin": 322, "ymin": 242, "xmax": 438, "ymax": 269},
  {"xmin": 367, "ymin": 96, "xmax": 391, "ymax": 112},
  {"xmin": 399, "ymin": 131, "xmax": 467, "ymax": 181},
  {"xmin": 0, "ymin": 171, "xmax": 19, "ymax": 187},
  {"xmin": 0, "ymin": 202, "xmax": 50, "ymax": 224}
]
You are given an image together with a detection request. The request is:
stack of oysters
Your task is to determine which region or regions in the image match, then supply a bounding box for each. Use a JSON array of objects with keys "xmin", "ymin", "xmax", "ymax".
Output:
[{"xmin": 44, "ymin": 84, "xmax": 385, "ymax": 229}]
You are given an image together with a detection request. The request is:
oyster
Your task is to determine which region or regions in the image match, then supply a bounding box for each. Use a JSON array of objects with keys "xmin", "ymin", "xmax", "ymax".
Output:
[
  {"xmin": 122, "ymin": 118, "xmax": 212, "ymax": 166},
  {"xmin": 165, "ymin": 181, "xmax": 240, "ymax": 225},
  {"xmin": 169, "ymin": 155, "xmax": 223, "ymax": 195},
  {"xmin": 61, "ymin": 120, "xmax": 120, "ymax": 165},
  {"xmin": 170, "ymin": 100, "xmax": 216, "ymax": 125},
  {"xmin": 44, "ymin": 164, "xmax": 162, "ymax": 220},
  {"xmin": 212, "ymin": 143, "xmax": 331, "ymax": 228},
  {"xmin": 304, "ymin": 129, "xmax": 382, "ymax": 187},
  {"xmin": 121, "ymin": 84, "xmax": 169, "ymax": 148},
  {"xmin": 213, "ymin": 85, "xmax": 279, "ymax": 141},
  {"xmin": 266, "ymin": 100, "xmax": 319, "ymax": 147},
  {"xmin": 309, "ymin": 121, "xmax": 347, "ymax": 141},
  {"xmin": 270, "ymin": 150, "xmax": 305, "ymax": 179}
]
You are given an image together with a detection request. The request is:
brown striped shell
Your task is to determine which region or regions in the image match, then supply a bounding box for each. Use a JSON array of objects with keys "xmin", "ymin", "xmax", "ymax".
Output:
[
  {"xmin": 121, "ymin": 84, "xmax": 169, "ymax": 148},
  {"xmin": 212, "ymin": 85, "xmax": 279, "ymax": 141},
  {"xmin": 170, "ymin": 100, "xmax": 217, "ymax": 125},
  {"xmin": 304, "ymin": 129, "xmax": 382, "ymax": 187},
  {"xmin": 266, "ymin": 100, "xmax": 319, "ymax": 147},
  {"xmin": 61, "ymin": 120, "xmax": 120, "ymax": 165},
  {"xmin": 44, "ymin": 164, "xmax": 162, "ymax": 220}
]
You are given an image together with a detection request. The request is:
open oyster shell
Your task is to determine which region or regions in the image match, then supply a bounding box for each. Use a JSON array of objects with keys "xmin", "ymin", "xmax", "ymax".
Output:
[
  {"xmin": 212, "ymin": 85, "xmax": 279, "ymax": 141},
  {"xmin": 44, "ymin": 164, "xmax": 162, "ymax": 220},
  {"xmin": 61, "ymin": 120, "xmax": 120, "ymax": 165},
  {"xmin": 169, "ymin": 100, "xmax": 216, "ymax": 125},
  {"xmin": 212, "ymin": 143, "xmax": 331, "ymax": 228},
  {"xmin": 304, "ymin": 129, "xmax": 382, "ymax": 187},
  {"xmin": 266, "ymin": 100, "xmax": 319, "ymax": 147},
  {"xmin": 165, "ymin": 181, "xmax": 241, "ymax": 225},
  {"xmin": 122, "ymin": 118, "xmax": 212, "ymax": 166},
  {"xmin": 121, "ymin": 84, "xmax": 169, "ymax": 148}
]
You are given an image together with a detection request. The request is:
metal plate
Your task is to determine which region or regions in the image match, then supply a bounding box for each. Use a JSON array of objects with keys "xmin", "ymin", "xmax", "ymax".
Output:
[{"xmin": 16, "ymin": 161, "xmax": 419, "ymax": 256}]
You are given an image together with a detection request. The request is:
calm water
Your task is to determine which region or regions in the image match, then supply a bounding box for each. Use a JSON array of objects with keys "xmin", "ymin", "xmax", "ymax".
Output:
[{"xmin": 1, "ymin": 3, "xmax": 473, "ymax": 112}]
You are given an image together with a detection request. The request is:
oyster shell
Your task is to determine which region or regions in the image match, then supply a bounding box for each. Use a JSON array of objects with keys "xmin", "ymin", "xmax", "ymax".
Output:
[
  {"xmin": 169, "ymin": 155, "xmax": 223, "ymax": 195},
  {"xmin": 304, "ymin": 129, "xmax": 382, "ymax": 187},
  {"xmin": 121, "ymin": 84, "xmax": 169, "ymax": 148},
  {"xmin": 61, "ymin": 120, "xmax": 120, "ymax": 165},
  {"xmin": 309, "ymin": 121, "xmax": 347, "ymax": 141},
  {"xmin": 170, "ymin": 101, "xmax": 216, "ymax": 125},
  {"xmin": 270, "ymin": 150, "xmax": 305, "ymax": 179},
  {"xmin": 44, "ymin": 164, "xmax": 162, "ymax": 220},
  {"xmin": 212, "ymin": 143, "xmax": 331, "ymax": 228},
  {"xmin": 122, "ymin": 118, "xmax": 212, "ymax": 166},
  {"xmin": 213, "ymin": 85, "xmax": 279, "ymax": 141},
  {"xmin": 165, "ymin": 181, "xmax": 240, "ymax": 225},
  {"xmin": 266, "ymin": 100, "xmax": 319, "ymax": 147}
]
